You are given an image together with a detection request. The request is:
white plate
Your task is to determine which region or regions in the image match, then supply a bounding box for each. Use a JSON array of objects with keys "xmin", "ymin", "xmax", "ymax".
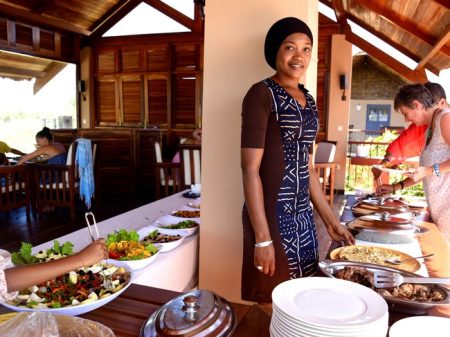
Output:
[
  {"xmin": 372, "ymin": 165, "xmax": 415, "ymax": 174},
  {"xmin": 389, "ymin": 316, "xmax": 450, "ymax": 337},
  {"xmin": 137, "ymin": 226, "xmax": 187, "ymax": 253},
  {"xmin": 272, "ymin": 277, "xmax": 388, "ymax": 328},
  {"xmin": 0, "ymin": 260, "xmax": 134, "ymax": 316}
]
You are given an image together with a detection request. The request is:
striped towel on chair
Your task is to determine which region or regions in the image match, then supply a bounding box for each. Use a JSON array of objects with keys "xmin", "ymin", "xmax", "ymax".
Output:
[{"xmin": 75, "ymin": 138, "xmax": 95, "ymax": 209}]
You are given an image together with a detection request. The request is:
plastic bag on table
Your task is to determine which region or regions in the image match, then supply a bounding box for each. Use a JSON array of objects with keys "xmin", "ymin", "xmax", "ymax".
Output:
[{"xmin": 0, "ymin": 311, "xmax": 115, "ymax": 337}]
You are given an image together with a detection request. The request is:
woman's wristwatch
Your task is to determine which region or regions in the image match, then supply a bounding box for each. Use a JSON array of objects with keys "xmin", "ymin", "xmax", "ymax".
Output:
[{"xmin": 433, "ymin": 163, "xmax": 441, "ymax": 177}]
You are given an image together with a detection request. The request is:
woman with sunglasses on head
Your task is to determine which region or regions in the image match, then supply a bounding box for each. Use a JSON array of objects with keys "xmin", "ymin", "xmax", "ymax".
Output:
[{"xmin": 376, "ymin": 84, "xmax": 450, "ymax": 243}]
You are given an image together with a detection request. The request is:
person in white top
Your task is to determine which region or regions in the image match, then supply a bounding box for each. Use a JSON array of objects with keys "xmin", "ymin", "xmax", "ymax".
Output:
[{"xmin": 377, "ymin": 83, "xmax": 450, "ymax": 243}]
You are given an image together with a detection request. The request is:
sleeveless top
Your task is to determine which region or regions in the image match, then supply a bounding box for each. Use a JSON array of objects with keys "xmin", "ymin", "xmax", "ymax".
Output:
[{"xmin": 420, "ymin": 108, "xmax": 450, "ymax": 242}]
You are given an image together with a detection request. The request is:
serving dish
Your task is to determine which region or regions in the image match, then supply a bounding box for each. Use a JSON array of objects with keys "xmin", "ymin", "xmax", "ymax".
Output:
[
  {"xmin": 346, "ymin": 218, "xmax": 429, "ymax": 237},
  {"xmin": 351, "ymin": 196, "xmax": 413, "ymax": 217},
  {"xmin": 319, "ymin": 260, "xmax": 450, "ymax": 314},
  {"xmin": 137, "ymin": 226, "xmax": 188, "ymax": 253},
  {"xmin": 330, "ymin": 245, "xmax": 420, "ymax": 272},
  {"xmin": 154, "ymin": 214, "xmax": 200, "ymax": 236},
  {"xmin": 1, "ymin": 260, "xmax": 134, "ymax": 316}
]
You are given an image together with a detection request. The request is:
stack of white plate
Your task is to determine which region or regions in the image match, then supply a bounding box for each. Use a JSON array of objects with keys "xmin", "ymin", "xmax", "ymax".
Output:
[{"xmin": 271, "ymin": 277, "xmax": 389, "ymax": 337}]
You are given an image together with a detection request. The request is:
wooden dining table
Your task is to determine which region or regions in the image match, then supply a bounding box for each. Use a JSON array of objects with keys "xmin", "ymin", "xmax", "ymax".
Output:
[{"xmin": 80, "ymin": 284, "xmax": 271, "ymax": 337}]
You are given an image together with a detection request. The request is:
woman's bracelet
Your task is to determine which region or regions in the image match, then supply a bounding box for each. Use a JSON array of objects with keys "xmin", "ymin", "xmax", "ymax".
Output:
[{"xmin": 255, "ymin": 240, "xmax": 273, "ymax": 248}]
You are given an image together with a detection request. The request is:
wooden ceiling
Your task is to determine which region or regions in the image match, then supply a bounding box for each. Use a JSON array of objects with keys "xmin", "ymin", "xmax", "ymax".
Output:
[
  {"xmin": 320, "ymin": 0, "xmax": 450, "ymax": 82},
  {"xmin": 0, "ymin": 0, "xmax": 448, "ymax": 84}
]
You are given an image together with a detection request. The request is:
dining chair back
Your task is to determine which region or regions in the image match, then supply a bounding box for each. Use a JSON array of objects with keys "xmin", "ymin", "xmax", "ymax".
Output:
[
  {"xmin": 31, "ymin": 139, "xmax": 97, "ymax": 219},
  {"xmin": 153, "ymin": 141, "xmax": 180, "ymax": 198},
  {"xmin": 314, "ymin": 141, "xmax": 337, "ymax": 205},
  {"xmin": 0, "ymin": 164, "xmax": 30, "ymax": 218},
  {"xmin": 179, "ymin": 143, "xmax": 201, "ymax": 189}
]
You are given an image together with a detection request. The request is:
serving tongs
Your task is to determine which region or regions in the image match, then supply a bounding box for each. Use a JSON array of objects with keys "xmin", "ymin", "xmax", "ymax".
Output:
[
  {"xmin": 85, "ymin": 211, "xmax": 114, "ymax": 290},
  {"xmin": 374, "ymin": 271, "xmax": 450, "ymax": 288}
]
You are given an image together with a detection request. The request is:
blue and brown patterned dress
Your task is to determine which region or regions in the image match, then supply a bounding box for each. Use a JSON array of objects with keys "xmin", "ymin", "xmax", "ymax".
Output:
[{"xmin": 241, "ymin": 78, "xmax": 319, "ymax": 303}]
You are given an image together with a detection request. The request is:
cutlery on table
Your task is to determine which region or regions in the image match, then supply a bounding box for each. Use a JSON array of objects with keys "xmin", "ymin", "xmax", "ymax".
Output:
[
  {"xmin": 384, "ymin": 253, "xmax": 435, "ymax": 265},
  {"xmin": 374, "ymin": 271, "xmax": 450, "ymax": 288}
]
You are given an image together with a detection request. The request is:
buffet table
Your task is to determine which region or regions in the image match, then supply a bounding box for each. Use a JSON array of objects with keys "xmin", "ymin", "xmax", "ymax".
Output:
[
  {"xmin": 32, "ymin": 191, "xmax": 199, "ymax": 292},
  {"xmin": 339, "ymin": 194, "xmax": 450, "ymax": 319}
]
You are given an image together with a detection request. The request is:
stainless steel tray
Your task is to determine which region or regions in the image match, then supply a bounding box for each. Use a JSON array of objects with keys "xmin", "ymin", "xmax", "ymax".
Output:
[
  {"xmin": 347, "ymin": 218, "xmax": 429, "ymax": 236},
  {"xmin": 319, "ymin": 260, "xmax": 450, "ymax": 314}
]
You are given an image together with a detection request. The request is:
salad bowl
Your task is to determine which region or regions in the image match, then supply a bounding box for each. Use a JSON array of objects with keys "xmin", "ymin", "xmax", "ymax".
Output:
[{"xmin": 1, "ymin": 260, "xmax": 134, "ymax": 316}]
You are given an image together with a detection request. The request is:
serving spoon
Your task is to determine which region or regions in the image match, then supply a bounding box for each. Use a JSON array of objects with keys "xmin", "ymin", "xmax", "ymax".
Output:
[{"xmin": 385, "ymin": 253, "xmax": 434, "ymax": 265}]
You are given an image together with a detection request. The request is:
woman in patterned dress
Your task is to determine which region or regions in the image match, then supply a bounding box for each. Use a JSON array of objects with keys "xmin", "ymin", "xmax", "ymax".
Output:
[
  {"xmin": 240, "ymin": 17, "xmax": 354, "ymax": 303},
  {"xmin": 377, "ymin": 84, "xmax": 450, "ymax": 243}
]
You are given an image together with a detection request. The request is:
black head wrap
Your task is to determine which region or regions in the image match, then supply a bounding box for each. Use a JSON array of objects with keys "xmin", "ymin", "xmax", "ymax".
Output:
[{"xmin": 264, "ymin": 17, "xmax": 313, "ymax": 70}]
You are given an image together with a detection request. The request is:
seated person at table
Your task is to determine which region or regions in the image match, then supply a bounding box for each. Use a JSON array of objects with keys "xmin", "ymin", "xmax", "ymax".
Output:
[
  {"xmin": 1, "ymin": 239, "xmax": 107, "ymax": 301},
  {"xmin": 0, "ymin": 141, "xmax": 26, "ymax": 156},
  {"xmin": 16, "ymin": 127, "xmax": 67, "ymax": 165}
]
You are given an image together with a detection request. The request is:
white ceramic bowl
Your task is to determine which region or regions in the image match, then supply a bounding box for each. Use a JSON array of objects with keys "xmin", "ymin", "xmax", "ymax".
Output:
[
  {"xmin": 137, "ymin": 226, "xmax": 187, "ymax": 253},
  {"xmin": 0, "ymin": 260, "xmax": 134, "ymax": 316},
  {"xmin": 108, "ymin": 244, "xmax": 161, "ymax": 271},
  {"xmin": 154, "ymin": 215, "xmax": 199, "ymax": 237}
]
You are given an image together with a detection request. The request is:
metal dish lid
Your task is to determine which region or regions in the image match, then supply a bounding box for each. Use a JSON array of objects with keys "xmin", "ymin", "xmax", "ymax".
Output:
[
  {"xmin": 359, "ymin": 212, "xmax": 413, "ymax": 226},
  {"xmin": 140, "ymin": 289, "xmax": 237, "ymax": 337}
]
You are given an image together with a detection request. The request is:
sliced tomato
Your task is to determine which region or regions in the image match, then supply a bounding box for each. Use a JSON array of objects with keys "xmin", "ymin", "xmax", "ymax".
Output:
[{"xmin": 108, "ymin": 250, "xmax": 122, "ymax": 259}]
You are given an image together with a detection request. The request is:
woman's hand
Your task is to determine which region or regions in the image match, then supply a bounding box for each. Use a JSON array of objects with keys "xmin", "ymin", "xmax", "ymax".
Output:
[
  {"xmin": 325, "ymin": 223, "xmax": 355, "ymax": 245},
  {"xmin": 75, "ymin": 239, "xmax": 108, "ymax": 267},
  {"xmin": 254, "ymin": 245, "xmax": 275, "ymax": 276},
  {"xmin": 376, "ymin": 183, "xmax": 393, "ymax": 196}
]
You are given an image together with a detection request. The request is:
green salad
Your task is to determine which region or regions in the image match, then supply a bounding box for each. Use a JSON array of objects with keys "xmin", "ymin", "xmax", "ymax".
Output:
[{"xmin": 11, "ymin": 240, "xmax": 74, "ymax": 266}]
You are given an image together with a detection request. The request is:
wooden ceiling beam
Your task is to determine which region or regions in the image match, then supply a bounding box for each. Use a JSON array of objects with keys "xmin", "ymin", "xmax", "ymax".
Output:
[
  {"xmin": 0, "ymin": 66, "xmax": 46, "ymax": 78},
  {"xmin": 415, "ymin": 28, "xmax": 450, "ymax": 73},
  {"xmin": 356, "ymin": 0, "xmax": 450, "ymax": 56},
  {"xmin": 433, "ymin": 0, "xmax": 450, "ymax": 10},
  {"xmin": 345, "ymin": 12, "xmax": 440, "ymax": 75},
  {"xmin": 346, "ymin": 31, "xmax": 428, "ymax": 83},
  {"xmin": 31, "ymin": 0, "xmax": 55, "ymax": 14},
  {"xmin": 144, "ymin": 0, "xmax": 194, "ymax": 30},
  {"xmin": 331, "ymin": 0, "xmax": 349, "ymax": 33},
  {"xmin": 0, "ymin": 3, "xmax": 90, "ymax": 36},
  {"xmin": 33, "ymin": 62, "xmax": 66, "ymax": 95},
  {"xmin": 89, "ymin": 0, "xmax": 140, "ymax": 39}
]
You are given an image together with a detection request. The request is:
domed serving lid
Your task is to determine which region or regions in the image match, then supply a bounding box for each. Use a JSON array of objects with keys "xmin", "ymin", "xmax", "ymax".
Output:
[{"xmin": 140, "ymin": 289, "xmax": 236, "ymax": 337}]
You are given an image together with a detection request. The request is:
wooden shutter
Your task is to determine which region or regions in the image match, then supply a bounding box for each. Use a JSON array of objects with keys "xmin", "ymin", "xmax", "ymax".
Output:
[
  {"xmin": 146, "ymin": 74, "xmax": 169, "ymax": 126},
  {"xmin": 96, "ymin": 76, "xmax": 119, "ymax": 126},
  {"xmin": 121, "ymin": 75, "xmax": 143, "ymax": 126}
]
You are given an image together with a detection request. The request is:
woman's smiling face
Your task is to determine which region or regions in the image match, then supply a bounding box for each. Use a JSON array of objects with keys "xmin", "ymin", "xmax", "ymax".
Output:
[{"xmin": 275, "ymin": 32, "xmax": 312, "ymax": 80}]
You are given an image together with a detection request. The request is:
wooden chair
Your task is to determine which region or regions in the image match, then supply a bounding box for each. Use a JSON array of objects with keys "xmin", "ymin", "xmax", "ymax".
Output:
[
  {"xmin": 31, "ymin": 139, "xmax": 97, "ymax": 219},
  {"xmin": 314, "ymin": 163, "xmax": 336, "ymax": 205},
  {"xmin": 178, "ymin": 143, "xmax": 201, "ymax": 190},
  {"xmin": 154, "ymin": 141, "xmax": 181, "ymax": 198},
  {"xmin": 0, "ymin": 164, "xmax": 30, "ymax": 218},
  {"xmin": 314, "ymin": 141, "xmax": 337, "ymax": 206}
]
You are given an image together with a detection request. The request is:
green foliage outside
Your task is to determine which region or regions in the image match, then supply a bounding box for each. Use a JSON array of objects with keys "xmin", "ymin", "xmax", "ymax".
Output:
[{"xmin": 345, "ymin": 129, "xmax": 424, "ymax": 197}]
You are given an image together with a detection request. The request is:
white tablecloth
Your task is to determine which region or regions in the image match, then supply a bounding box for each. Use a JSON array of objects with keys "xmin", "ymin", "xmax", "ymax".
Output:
[{"xmin": 33, "ymin": 191, "xmax": 199, "ymax": 292}]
